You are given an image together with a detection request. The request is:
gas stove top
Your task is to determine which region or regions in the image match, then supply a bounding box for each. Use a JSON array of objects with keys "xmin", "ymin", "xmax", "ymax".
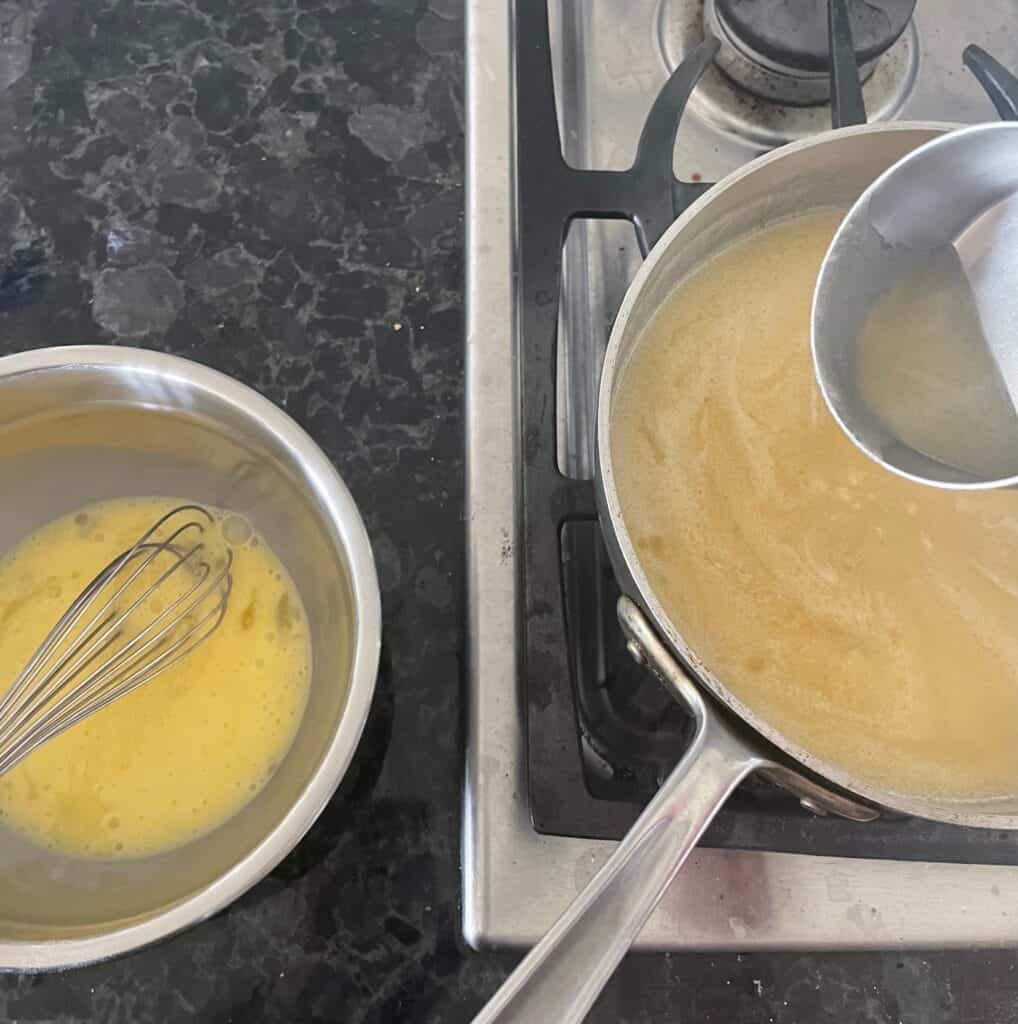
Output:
[{"xmin": 464, "ymin": 0, "xmax": 1018, "ymax": 950}]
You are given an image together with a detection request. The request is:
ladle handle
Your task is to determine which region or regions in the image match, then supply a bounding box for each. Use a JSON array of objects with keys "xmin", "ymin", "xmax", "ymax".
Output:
[{"xmin": 471, "ymin": 618, "xmax": 762, "ymax": 1024}]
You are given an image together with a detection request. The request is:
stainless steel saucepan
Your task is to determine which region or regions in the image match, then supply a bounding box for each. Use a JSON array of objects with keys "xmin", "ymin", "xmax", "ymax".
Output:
[{"xmin": 474, "ymin": 123, "xmax": 1018, "ymax": 1024}]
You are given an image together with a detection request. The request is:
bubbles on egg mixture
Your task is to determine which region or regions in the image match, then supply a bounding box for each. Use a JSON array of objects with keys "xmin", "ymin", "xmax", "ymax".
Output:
[{"xmin": 221, "ymin": 513, "xmax": 254, "ymax": 547}]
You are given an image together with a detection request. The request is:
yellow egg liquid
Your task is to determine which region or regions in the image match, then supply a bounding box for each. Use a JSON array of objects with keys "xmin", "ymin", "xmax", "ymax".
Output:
[
  {"xmin": 0, "ymin": 498, "xmax": 311, "ymax": 858},
  {"xmin": 612, "ymin": 211, "xmax": 1018, "ymax": 801}
]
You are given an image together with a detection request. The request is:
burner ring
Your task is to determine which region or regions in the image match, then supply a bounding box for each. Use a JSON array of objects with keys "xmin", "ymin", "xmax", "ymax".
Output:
[
  {"xmin": 657, "ymin": 0, "xmax": 920, "ymax": 150},
  {"xmin": 708, "ymin": 0, "xmax": 880, "ymax": 105},
  {"xmin": 714, "ymin": 0, "xmax": 917, "ymax": 72}
]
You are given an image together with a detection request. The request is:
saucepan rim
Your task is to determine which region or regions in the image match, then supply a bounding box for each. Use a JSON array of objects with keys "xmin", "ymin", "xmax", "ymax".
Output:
[{"xmin": 595, "ymin": 120, "xmax": 1018, "ymax": 831}]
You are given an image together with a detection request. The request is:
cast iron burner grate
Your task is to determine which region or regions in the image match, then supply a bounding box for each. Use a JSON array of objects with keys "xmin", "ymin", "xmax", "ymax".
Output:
[{"xmin": 518, "ymin": 0, "xmax": 1018, "ymax": 863}]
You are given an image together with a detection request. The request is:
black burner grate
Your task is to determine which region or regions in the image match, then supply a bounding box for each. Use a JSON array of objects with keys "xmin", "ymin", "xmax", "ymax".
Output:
[{"xmin": 517, "ymin": 0, "xmax": 1018, "ymax": 863}]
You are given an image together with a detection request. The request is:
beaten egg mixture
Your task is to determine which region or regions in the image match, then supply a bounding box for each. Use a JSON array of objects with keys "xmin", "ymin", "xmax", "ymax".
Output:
[{"xmin": 0, "ymin": 497, "xmax": 310, "ymax": 858}]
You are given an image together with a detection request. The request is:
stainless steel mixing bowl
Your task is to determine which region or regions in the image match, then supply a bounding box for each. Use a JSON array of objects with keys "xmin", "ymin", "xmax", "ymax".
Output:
[{"xmin": 0, "ymin": 345, "xmax": 381, "ymax": 970}]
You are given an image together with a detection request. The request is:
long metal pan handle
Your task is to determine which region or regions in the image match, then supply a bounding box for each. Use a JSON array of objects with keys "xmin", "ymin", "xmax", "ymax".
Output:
[{"xmin": 471, "ymin": 601, "xmax": 766, "ymax": 1024}]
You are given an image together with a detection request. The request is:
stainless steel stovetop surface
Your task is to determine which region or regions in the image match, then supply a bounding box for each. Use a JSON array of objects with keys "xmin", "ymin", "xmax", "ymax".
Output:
[{"xmin": 464, "ymin": 0, "xmax": 1018, "ymax": 950}]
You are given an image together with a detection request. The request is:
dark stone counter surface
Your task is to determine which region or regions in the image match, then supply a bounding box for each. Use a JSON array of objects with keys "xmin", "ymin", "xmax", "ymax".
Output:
[{"xmin": 0, "ymin": 0, "xmax": 1015, "ymax": 1020}]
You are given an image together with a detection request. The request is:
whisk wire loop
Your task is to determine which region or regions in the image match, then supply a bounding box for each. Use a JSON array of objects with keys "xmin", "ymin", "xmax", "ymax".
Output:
[{"xmin": 0, "ymin": 504, "xmax": 233, "ymax": 776}]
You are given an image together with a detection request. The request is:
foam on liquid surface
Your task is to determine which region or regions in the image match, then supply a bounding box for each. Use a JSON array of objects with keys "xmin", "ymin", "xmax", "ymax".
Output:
[{"xmin": 612, "ymin": 211, "xmax": 1018, "ymax": 801}]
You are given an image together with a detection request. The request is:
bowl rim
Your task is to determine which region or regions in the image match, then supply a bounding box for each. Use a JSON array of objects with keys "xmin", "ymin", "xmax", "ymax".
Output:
[{"xmin": 0, "ymin": 345, "xmax": 382, "ymax": 970}]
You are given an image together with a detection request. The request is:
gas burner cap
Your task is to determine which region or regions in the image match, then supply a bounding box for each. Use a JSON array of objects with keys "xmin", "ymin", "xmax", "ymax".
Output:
[
  {"xmin": 708, "ymin": 0, "xmax": 916, "ymax": 105},
  {"xmin": 657, "ymin": 0, "xmax": 919, "ymax": 149},
  {"xmin": 716, "ymin": 0, "xmax": 916, "ymax": 71}
]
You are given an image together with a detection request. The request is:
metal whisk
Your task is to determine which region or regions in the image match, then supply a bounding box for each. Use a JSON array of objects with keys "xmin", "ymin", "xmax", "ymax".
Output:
[{"xmin": 0, "ymin": 504, "xmax": 233, "ymax": 775}]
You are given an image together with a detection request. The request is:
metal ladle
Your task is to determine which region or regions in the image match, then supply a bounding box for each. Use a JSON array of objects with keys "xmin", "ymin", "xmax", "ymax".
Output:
[{"xmin": 812, "ymin": 121, "xmax": 1018, "ymax": 489}]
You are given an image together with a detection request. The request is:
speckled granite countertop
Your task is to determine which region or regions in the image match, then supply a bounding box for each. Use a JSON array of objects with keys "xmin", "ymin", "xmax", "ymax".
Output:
[{"xmin": 0, "ymin": 0, "xmax": 1015, "ymax": 1021}]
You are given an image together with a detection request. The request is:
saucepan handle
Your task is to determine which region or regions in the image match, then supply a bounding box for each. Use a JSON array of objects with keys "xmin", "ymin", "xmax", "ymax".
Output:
[{"xmin": 471, "ymin": 600, "xmax": 765, "ymax": 1024}]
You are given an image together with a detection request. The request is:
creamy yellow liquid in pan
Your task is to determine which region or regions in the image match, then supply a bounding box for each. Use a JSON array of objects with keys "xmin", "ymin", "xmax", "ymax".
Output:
[
  {"xmin": 0, "ymin": 498, "xmax": 311, "ymax": 857},
  {"xmin": 612, "ymin": 211, "xmax": 1018, "ymax": 801}
]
